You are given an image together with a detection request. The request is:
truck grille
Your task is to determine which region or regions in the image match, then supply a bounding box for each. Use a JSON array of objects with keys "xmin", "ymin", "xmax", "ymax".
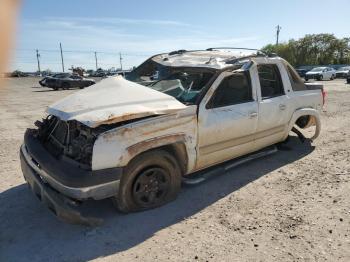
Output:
[{"xmin": 45, "ymin": 118, "xmax": 69, "ymax": 157}]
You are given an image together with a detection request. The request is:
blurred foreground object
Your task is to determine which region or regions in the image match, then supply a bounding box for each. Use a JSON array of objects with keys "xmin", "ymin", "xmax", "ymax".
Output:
[{"xmin": 0, "ymin": 0, "xmax": 20, "ymax": 86}]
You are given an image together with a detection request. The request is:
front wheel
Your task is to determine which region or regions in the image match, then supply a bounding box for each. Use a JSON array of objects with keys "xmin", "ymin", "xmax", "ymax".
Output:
[
  {"xmin": 318, "ymin": 75, "xmax": 323, "ymax": 81},
  {"xmin": 113, "ymin": 150, "xmax": 182, "ymax": 213}
]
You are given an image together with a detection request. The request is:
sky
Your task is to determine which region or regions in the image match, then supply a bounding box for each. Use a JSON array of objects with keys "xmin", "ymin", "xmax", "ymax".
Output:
[{"xmin": 11, "ymin": 0, "xmax": 350, "ymax": 72}]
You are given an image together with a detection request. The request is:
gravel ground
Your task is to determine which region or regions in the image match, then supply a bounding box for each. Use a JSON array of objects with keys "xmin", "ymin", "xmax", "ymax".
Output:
[{"xmin": 0, "ymin": 77, "xmax": 349, "ymax": 262}]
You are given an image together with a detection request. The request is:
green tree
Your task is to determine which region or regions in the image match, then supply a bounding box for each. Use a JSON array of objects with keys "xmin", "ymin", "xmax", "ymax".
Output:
[{"xmin": 262, "ymin": 34, "xmax": 350, "ymax": 66}]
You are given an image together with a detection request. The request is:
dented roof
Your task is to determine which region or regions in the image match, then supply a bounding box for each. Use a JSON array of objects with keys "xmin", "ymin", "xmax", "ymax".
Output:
[
  {"xmin": 152, "ymin": 50, "xmax": 257, "ymax": 69},
  {"xmin": 47, "ymin": 76, "xmax": 187, "ymax": 128}
]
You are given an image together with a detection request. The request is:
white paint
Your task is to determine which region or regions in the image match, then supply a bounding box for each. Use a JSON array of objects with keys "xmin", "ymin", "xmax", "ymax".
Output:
[
  {"xmin": 45, "ymin": 54, "xmax": 322, "ymax": 174},
  {"xmin": 47, "ymin": 76, "xmax": 187, "ymax": 128}
]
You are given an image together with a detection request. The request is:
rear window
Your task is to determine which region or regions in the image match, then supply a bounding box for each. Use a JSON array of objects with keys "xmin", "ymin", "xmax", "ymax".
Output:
[
  {"xmin": 257, "ymin": 64, "xmax": 285, "ymax": 99},
  {"xmin": 285, "ymin": 64, "xmax": 306, "ymax": 91}
]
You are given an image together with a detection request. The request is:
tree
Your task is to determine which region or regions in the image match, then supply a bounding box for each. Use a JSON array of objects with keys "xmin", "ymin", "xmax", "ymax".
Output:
[{"xmin": 262, "ymin": 34, "xmax": 350, "ymax": 66}]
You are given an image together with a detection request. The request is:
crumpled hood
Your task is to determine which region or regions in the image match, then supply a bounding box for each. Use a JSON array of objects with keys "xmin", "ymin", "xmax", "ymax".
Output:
[{"xmin": 47, "ymin": 76, "xmax": 187, "ymax": 128}]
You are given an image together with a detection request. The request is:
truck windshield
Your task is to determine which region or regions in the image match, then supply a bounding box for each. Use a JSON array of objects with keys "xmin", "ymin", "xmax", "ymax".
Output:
[{"xmin": 126, "ymin": 59, "xmax": 216, "ymax": 104}]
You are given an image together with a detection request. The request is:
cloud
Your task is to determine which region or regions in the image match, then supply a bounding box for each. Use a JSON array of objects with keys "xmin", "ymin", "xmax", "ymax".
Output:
[
  {"xmin": 45, "ymin": 16, "xmax": 191, "ymax": 27},
  {"xmin": 13, "ymin": 17, "xmax": 261, "ymax": 71}
]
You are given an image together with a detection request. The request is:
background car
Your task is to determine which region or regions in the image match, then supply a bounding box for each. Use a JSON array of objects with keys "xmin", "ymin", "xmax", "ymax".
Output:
[
  {"xmin": 89, "ymin": 68, "xmax": 107, "ymax": 77},
  {"xmin": 39, "ymin": 73, "xmax": 95, "ymax": 90},
  {"xmin": 11, "ymin": 70, "xmax": 28, "ymax": 77},
  {"xmin": 296, "ymin": 68, "xmax": 308, "ymax": 78},
  {"xmin": 305, "ymin": 67, "xmax": 336, "ymax": 81},
  {"xmin": 336, "ymin": 66, "xmax": 350, "ymax": 78}
]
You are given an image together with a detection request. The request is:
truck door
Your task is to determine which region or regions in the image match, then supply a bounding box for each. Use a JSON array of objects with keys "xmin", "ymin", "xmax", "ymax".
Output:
[
  {"xmin": 254, "ymin": 63, "xmax": 291, "ymax": 149},
  {"xmin": 196, "ymin": 70, "xmax": 258, "ymax": 170}
]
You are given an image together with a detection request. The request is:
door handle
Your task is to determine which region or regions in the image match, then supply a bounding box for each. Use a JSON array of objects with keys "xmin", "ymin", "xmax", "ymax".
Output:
[
  {"xmin": 249, "ymin": 112, "xmax": 258, "ymax": 118},
  {"xmin": 279, "ymin": 104, "xmax": 286, "ymax": 110}
]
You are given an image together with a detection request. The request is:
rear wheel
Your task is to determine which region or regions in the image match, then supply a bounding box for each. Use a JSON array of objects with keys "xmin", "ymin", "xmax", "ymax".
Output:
[
  {"xmin": 330, "ymin": 74, "xmax": 335, "ymax": 80},
  {"xmin": 113, "ymin": 150, "xmax": 182, "ymax": 213}
]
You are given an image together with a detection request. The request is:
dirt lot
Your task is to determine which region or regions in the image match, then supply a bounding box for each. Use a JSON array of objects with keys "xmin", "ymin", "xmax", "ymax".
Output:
[{"xmin": 0, "ymin": 77, "xmax": 349, "ymax": 262}]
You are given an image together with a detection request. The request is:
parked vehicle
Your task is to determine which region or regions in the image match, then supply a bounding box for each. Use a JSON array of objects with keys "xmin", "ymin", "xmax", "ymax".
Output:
[
  {"xmin": 296, "ymin": 68, "xmax": 308, "ymax": 78},
  {"xmin": 305, "ymin": 67, "xmax": 336, "ymax": 81},
  {"xmin": 11, "ymin": 70, "xmax": 28, "ymax": 77},
  {"xmin": 20, "ymin": 49, "xmax": 324, "ymax": 225},
  {"xmin": 39, "ymin": 73, "xmax": 95, "ymax": 90},
  {"xmin": 89, "ymin": 68, "xmax": 107, "ymax": 77},
  {"xmin": 335, "ymin": 66, "xmax": 350, "ymax": 78}
]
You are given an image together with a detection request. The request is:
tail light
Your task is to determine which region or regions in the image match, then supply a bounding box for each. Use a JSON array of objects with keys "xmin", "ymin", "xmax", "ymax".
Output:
[{"xmin": 321, "ymin": 88, "xmax": 326, "ymax": 105}]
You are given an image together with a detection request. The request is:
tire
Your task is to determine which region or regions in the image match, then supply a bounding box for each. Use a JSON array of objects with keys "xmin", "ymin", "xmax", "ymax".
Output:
[
  {"xmin": 113, "ymin": 149, "xmax": 182, "ymax": 213},
  {"xmin": 62, "ymin": 82, "xmax": 70, "ymax": 90},
  {"xmin": 331, "ymin": 74, "xmax": 335, "ymax": 80},
  {"xmin": 318, "ymin": 75, "xmax": 323, "ymax": 81},
  {"xmin": 305, "ymin": 77, "xmax": 308, "ymax": 82}
]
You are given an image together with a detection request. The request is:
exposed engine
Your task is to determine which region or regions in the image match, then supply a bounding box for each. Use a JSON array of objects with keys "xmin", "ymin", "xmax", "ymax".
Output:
[{"xmin": 35, "ymin": 115, "xmax": 104, "ymax": 169}]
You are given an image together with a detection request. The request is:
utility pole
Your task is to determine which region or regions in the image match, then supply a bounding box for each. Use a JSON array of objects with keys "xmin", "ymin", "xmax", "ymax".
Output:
[
  {"xmin": 276, "ymin": 25, "xmax": 282, "ymax": 46},
  {"xmin": 36, "ymin": 49, "xmax": 41, "ymax": 75},
  {"xmin": 94, "ymin": 51, "xmax": 98, "ymax": 70},
  {"xmin": 59, "ymin": 42, "xmax": 65, "ymax": 72},
  {"xmin": 119, "ymin": 52, "xmax": 123, "ymax": 71}
]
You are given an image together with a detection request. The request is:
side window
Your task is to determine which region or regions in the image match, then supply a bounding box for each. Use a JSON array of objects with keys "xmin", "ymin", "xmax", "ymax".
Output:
[
  {"xmin": 209, "ymin": 72, "xmax": 253, "ymax": 108},
  {"xmin": 257, "ymin": 64, "xmax": 285, "ymax": 99},
  {"xmin": 285, "ymin": 64, "xmax": 306, "ymax": 91}
]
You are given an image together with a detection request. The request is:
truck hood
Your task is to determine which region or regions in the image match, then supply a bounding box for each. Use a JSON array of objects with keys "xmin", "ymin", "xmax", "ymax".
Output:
[{"xmin": 47, "ymin": 76, "xmax": 187, "ymax": 128}]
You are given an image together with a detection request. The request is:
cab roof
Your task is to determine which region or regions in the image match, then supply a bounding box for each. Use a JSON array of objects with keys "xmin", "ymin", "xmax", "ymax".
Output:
[{"xmin": 151, "ymin": 48, "xmax": 271, "ymax": 69}]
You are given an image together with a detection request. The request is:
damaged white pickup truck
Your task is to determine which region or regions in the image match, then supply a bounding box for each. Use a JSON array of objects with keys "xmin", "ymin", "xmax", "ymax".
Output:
[{"xmin": 20, "ymin": 48, "xmax": 325, "ymax": 225}]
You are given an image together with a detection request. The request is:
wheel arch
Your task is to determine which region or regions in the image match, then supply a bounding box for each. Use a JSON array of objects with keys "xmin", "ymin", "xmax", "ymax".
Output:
[
  {"xmin": 124, "ymin": 134, "xmax": 190, "ymax": 175},
  {"xmin": 284, "ymin": 108, "xmax": 321, "ymax": 140}
]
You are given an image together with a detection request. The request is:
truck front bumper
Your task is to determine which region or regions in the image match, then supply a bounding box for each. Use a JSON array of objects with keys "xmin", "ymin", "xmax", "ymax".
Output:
[{"xmin": 20, "ymin": 130, "xmax": 123, "ymax": 225}]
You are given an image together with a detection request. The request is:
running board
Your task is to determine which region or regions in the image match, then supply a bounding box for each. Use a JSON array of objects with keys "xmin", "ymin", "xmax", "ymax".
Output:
[{"xmin": 182, "ymin": 146, "xmax": 278, "ymax": 185}]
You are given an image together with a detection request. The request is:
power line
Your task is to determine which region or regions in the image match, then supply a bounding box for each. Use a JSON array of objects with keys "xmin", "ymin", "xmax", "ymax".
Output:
[
  {"xmin": 11, "ymin": 46, "xmax": 152, "ymax": 71},
  {"xmin": 14, "ymin": 48, "xmax": 153, "ymax": 56}
]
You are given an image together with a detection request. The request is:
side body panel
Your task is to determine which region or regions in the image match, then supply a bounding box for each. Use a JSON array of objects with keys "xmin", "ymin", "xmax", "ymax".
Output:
[
  {"xmin": 196, "ymin": 70, "xmax": 259, "ymax": 170},
  {"xmin": 253, "ymin": 58, "xmax": 323, "ymax": 149},
  {"xmin": 92, "ymin": 106, "xmax": 198, "ymax": 172},
  {"xmin": 91, "ymin": 58, "xmax": 323, "ymax": 175}
]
